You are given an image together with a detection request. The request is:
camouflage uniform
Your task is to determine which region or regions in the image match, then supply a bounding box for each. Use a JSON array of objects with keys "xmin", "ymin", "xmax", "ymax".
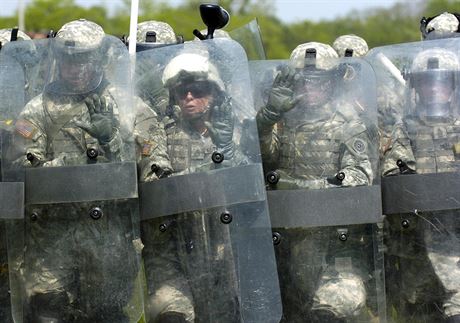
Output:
[
  {"xmin": 332, "ymin": 35, "xmax": 369, "ymax": 58},
  {"xmin": 257, "ymin": 42, "xmax": 376, "ymax": 322},
  {"xmin": 142, "ymin": 53, "xmax": 242, "ymax": 323},
  {"xmin": 381, "ymin": 48, "xmax": 460, "ymax": 322},
  {"xmin": 8, "ymin": 19, "xmax": 169, "ymax": 322}
]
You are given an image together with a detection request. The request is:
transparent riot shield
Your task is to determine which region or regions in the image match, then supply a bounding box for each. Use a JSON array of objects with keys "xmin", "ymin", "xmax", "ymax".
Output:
[
  {"xmin": 251, "ymin": 57, "xmax": 385, "ymax": 322},
  {"xmin": 136, "ymin": 38, "xmax": 282, "ymax": 323},
  {"xmin": 0, "ymin": 182, "xmax": 24, "ymax": 323},
  {"xmin": 228, "ymin": 19, "xmax": 266, "ymax": 60},
  {"xmin": 0, "ymin": 49, "xmax": 26, "ymax": 323},
  {"xmin": 367, "ymin": 38, "xmax": 460, "ymax": 322},
  {"xmin": 1, "ymin": 36, "xmax": 145, "ymax": 322}
]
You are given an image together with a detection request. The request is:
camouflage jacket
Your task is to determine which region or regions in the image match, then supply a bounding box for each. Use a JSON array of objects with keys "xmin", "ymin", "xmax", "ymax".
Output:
[
  {"xmin": 12, "ymin": 83, "xmax": 170, "ymax": 182},
  {"xmin": 258, "ymin": 102, "xmax": 373, "ymax": 189}
]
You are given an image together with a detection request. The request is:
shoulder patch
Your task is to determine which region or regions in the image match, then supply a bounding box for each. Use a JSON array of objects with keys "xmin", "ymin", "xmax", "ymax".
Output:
[
  {"xmin": 142, "ymin": 139, "xmax": 158, "ymax": 156},
  {"xmin": 15, "ymin": 119, "xmax": 37, "ymax": 139},
  {"xmin": 353, "ymin": 138, "xmax": 367, "ymax": 154}
]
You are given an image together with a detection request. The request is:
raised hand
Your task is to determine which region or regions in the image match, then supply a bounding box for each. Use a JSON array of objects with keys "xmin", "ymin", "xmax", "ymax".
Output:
[
  {"xmin": 76, "ymin": 94, "xmax": 116, "ymax": 144},
  {"xmin": 205, "ymin": 97, "xmax": 234, "ymax": 158}
]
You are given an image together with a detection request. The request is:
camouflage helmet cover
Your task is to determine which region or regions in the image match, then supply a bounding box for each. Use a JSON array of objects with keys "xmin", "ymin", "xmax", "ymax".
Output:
[
  {"xmin": 55, "ymin": 19, "xmax": 105, "ymax": 54},
  {"xmin": 290, "ymin": 42, "xmax": 338, "ymax": 70},
  {"xmin": 0, "ymin": 28, "xmax": 31, "ymax": 45},
  {"xmin": 332, "ymin": 34, "xmax": 369, "ymax": 57},
  {"xmin": 426, "ymin": 12, "xmax": 459, "ymax": 34},
  {"xmin": 162, "ymin": 53, "xmax": 225, "ymax": 92},
  {"xmin": 411, "ymin": 48, "xmax": 460, "ymax": 72},
  {"xmin": 136, "ymin": 20, "xmax": 176, "ymax": 44}
]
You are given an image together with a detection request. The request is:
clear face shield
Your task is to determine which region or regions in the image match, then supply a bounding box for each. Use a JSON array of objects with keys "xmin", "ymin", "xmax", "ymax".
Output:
[
  {"xmin": 48, "ymin": 41, "xmax": 104, "ymax": 95},
  {"xmin": 411, "ymin": 69, "xmax": 456, "ymax": 118},
  {"xmin": 294, "ymin": 71, "xmax": 335, "ymax": 108}
]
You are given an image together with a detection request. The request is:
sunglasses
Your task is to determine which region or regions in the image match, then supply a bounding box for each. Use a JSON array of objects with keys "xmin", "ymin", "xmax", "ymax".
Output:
[{"xmin": 175, "ymin": 82, "xmax": 212, "ymax": 99}]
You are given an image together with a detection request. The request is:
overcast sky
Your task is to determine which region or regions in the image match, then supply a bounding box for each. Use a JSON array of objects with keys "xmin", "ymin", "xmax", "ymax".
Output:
[{"xmin": 1, "ymin": 0, "xmax": 402, "ymax": 22}]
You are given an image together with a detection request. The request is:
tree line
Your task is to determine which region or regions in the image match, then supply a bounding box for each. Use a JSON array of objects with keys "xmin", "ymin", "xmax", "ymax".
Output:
[{"xmin": 0, "ymin": 0, "xmax": 458, "ymax": 58}]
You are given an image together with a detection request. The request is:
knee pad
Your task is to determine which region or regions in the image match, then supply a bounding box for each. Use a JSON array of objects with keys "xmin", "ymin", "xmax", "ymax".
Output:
[{"xmin": 313, "ymin": 272, "xmax": 366, "ymax": 318}]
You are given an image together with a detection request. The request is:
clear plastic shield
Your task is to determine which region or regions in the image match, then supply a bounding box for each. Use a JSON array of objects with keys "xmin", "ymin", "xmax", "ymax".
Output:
[
  {"xmin": 368, "ymin": 38, "xmax": 460, "ymax": 322},
  {"xmin": 0, "ymin": 36, "xmax": 145, "ymax": 322},
  {"xmin": 0, "ymin": 49, "xmax": 26, "ymax": 323},
  {"xmin": 251, "ymin": 57, "xmax": 384, "ymax": 322},
  {"xmin": 137, "ymin": 38, "xmax": 282, "ymax": 322},
  {"xmin": 229, "ymin": 19, "xmax": 266, "ymax": 60}
]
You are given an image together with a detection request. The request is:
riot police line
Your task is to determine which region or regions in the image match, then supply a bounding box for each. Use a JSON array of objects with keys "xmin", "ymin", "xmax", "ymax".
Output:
[{"xmin": 0, "ymin": 6, "xmax": 459, "ymax": 323}]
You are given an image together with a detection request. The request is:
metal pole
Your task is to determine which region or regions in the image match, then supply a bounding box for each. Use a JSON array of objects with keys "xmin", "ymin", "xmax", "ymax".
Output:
[
  {"xmin": 128, "ymin": 0, "xmax": 139, "ymax": 56},
  {"xmin": 18, "ymin": 0, "xmax": 26, "ymax": 31}
]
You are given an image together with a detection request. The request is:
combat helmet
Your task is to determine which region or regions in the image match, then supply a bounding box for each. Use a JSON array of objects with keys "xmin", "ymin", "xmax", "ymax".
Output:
[
  {"xmin": 162, "ymin": 53, "xmax": 225, "ymax": 118},
  {"xmin": 51, "ymin": 19, "xmax": 106, "ymax": 94},
  {"xmin": 332, "ymin": 34, "xmax": 368, "ymax": 57},
  {"xmin": 420, "ymin": 12, "xmax": 460, "ymax": 40},
  {"xmin": 408, "ymin": 48, "xmax": 459, "ymax": 117}
]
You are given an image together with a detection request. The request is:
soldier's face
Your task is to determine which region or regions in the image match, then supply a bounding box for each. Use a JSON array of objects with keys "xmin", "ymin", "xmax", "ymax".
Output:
[
  {"xmin": 295, "ymin": 77, "xmax": 333, "ymax": 108},
  {"xmin": 417, "ymin": 81, "xmax": 453, "ymax": 105},
  {"xmin": 175, "ymin": 82, "xmax": 214, "ymax": 119},
  {"xmin": 58, "ymin": 59, "xmax": 97, "ymax": 92}
]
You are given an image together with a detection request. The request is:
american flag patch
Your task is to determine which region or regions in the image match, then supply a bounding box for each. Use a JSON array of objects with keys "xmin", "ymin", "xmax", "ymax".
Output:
[
  {"xmin": 142, "ymin": 140, "xmax": 152, "ymax": 156},
  {"xmin": 15, "ymin": 119, "xmax": 37, "ymax": 138}
]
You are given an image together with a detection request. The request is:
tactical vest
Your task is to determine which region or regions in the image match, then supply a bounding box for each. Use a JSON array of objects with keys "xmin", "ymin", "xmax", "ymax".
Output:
[
  {"xmin": 278, "ymin": 107, "xmax": 349, "ymax": 180},
  {"xmin": 165, "ymin": 121, "xmax": 216, "ymax": 173},
  {"xmin": 405, "ymin": 116, "xmax": 460, "ymax": 174}
]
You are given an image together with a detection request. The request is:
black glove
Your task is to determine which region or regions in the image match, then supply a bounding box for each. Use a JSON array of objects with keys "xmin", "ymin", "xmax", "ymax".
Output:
[
  {"xmin": 205, "ymin": 97, "xmax": 234, "ymax": 159},
  {"xmin": 151, "ymin": 163, "xmax": 173, "ymax": 179},
  {"xmin": 76, "ymin": 94, "xmax": 117, "ymax": 144},
  {"xmin": 259, "ymin": 65, "xmax": 300, "ymax": 124},
  {"xmin": 397, "ymin": 159, "xmax": 416, "ymax": 175}
]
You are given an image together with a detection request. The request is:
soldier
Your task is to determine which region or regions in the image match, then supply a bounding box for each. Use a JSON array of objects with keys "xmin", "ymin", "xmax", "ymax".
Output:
[
  {"xmin": 142, "ymin": 52, "xmax": 239, "ymax": 323},
  {"xmin": 380, "ymin": 47, "xmax": 460, "ymax": 323},
  {"xmin": 255, "ymin": 42, "xmax": 382, "ymax": 322},
  {"xmin": 420, "ymin": 12, "xmax": 460, "ymax": 40},
  {"xmin": 332, "ymin": 34, "xmax": 369, "ymax": 58},
  {"xmin": 134, "ymin": 20, "xmax": 182, "ymax": 121},
  {"xmin": 139, "ymin": 35, "xmax": 282, "ymax": 322},
  {"xmin": 3, "ymin": 19, "xmax": 169, "ymax": 322}
]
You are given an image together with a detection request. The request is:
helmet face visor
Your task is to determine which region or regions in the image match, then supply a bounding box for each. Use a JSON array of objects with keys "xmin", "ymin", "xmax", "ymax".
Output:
[
  {"xmin": 294, "ymin": 70, "xmax": 335, "ymax": 108},
  {"xmin": 56, "ymin": 59, "xmax": 102, "ymax": 94},
  {"xmin": 411, "ymin": 70, "xmax": 456, "ymax": 117},
  {"xmin": 47, "ymin": 42, "xmax": 104, "ymax": 95}
]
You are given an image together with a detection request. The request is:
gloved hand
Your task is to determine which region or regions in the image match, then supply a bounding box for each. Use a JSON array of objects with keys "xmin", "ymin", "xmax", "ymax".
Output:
[
  {"xmin": 76, "ymin": 94, "xmax": 117, "ymax": 144},
  {"xmin": 259, "ymin": 65, "xmax": 300, "ymax": 124},
  {"xmin": 205, "ymin": 97, "xmax": 234, "ymax": 159},
  {"xmin": 151, "ymin": 163, "xmax": 173, "ymax": 179}
]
